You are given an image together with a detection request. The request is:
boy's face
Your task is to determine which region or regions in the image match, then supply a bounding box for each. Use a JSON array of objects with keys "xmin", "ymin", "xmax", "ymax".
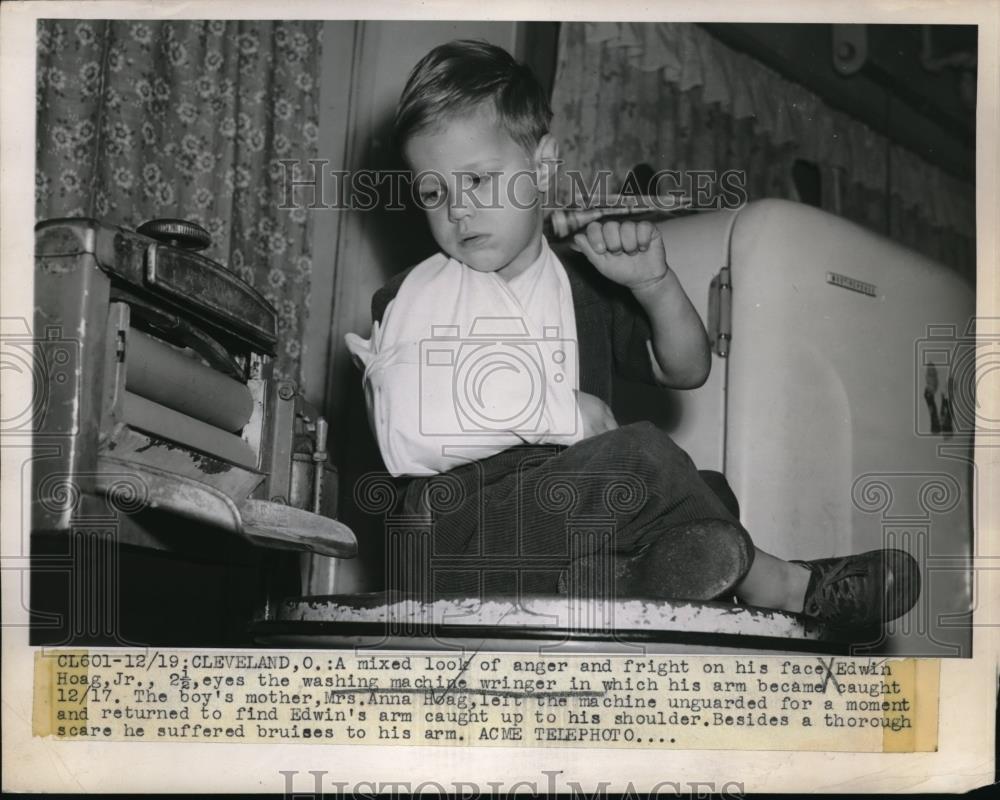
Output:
[{"xmin": 403, "ymin": 106, "xmax": 550, "ymax": 281}]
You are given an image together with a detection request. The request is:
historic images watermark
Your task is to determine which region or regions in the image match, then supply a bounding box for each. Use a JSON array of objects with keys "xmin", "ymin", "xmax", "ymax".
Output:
[
  {"xmin": 279, "ymin": 768, "xmax": 746, "ymax": 798},
  {"xmin": 6, "ymin": 308, "xmax": 988, "ymax": 656},
  {"xmin": 276, "ymin": 159, "xmax": 749, "ymax": 213},
  {"xmin": 418, "ymin": 315, "xmax": 578, "ymax": 438}
]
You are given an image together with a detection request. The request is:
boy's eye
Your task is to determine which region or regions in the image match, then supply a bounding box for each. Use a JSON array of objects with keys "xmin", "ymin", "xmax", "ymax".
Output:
[{"xmin": 418, "ymin": 187, "xmax": 442, "ymax": 206}]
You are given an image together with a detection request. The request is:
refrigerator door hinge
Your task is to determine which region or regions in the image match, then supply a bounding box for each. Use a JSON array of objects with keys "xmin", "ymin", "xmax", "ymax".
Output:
[{"xmin": 708, "ymin": 266, "xmax": 732, "ymax": 357}]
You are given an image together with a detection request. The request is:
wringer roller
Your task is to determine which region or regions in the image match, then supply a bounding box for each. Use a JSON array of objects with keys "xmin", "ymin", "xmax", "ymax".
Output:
[{"xmin": 32, "ymin": 217, "xmax": 357, "ymax": 559}]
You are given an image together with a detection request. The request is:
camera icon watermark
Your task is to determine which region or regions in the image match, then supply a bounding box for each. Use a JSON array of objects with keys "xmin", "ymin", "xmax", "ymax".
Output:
[
  {"xmin": 914, "ymin": 317, "xmax": 998, "ymax": 437},
  {"xmin": 1, "ymin": 317, "xmax": 80, "ymax": 436},
  {"xmin": 419, "ymin": 317, "xmax": 578, "ymax": 438}
]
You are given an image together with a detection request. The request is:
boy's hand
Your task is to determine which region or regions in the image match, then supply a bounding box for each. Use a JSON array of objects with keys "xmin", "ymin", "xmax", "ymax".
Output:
[
  {"xmin": 572, "ymin": 220, "xmax": 668, "ymax": 290},
  {"xmin": 575, "ymin": 390, "xmax": 618, "ymax": 440}
]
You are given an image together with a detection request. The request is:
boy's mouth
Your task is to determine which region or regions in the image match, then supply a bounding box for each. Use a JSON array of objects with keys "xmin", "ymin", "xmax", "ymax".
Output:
[{"xmin": 460, "ymin": 232, "xmax": 489, "ymax": 246}]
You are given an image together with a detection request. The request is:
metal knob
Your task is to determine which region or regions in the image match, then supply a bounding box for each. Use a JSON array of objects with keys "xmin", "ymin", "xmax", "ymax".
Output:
[{"xmin": 137, "ymin": 218, "xmax": 212, "ymax": 251}]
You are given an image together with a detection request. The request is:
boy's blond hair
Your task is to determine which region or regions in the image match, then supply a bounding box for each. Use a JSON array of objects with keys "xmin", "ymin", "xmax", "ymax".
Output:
[{"xmin": 393, "ymin": 39, "xmax": 552, "ymax": 155}]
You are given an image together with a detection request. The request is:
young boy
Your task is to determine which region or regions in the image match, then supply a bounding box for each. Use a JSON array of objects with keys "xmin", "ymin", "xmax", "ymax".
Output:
[{"xmin": 347, "ymin": 40, "xmax": 920, "ymax": 628}]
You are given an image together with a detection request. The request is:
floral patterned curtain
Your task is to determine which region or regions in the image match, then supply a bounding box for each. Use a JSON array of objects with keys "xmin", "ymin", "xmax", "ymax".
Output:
[
  {"xmin": 550, "ymin": 22, "xmax": 975, "ymax": 282},
  {"xmin": 550, "ymin": 24, "xmax": 797, "ymax": 211},
  {"xmin": 35, "ymin": 19, "xmax": 322, "ymax": 384}
]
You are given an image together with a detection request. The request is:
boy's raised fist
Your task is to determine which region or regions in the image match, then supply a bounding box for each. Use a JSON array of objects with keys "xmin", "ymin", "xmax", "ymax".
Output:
[{"xmin": 572, "ymin": 219, "xmax": 668, "ymax": 291}]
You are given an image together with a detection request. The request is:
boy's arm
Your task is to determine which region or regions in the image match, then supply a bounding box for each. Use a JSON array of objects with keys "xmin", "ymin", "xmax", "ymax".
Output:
[{"xmin": 573, "ymin": 220, "xmax": 710, "ymax": 389}]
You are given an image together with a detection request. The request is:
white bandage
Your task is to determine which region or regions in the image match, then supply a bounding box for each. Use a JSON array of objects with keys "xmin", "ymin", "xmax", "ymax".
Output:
[{"xmin": 346, "ymin": 240, "xmax": 582, "ymax": 476}]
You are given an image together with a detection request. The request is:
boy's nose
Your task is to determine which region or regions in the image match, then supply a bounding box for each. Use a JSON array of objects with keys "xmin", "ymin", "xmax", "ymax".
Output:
[{"xmin": 447, "ymin": 198, "xmax": 473, "ymax": 223}]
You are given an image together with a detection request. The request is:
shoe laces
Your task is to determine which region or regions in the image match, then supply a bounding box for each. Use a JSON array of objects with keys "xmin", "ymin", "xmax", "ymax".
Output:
[{"xmin": 807, "ymin": 559, "xmax": 871, "ymax": 614}]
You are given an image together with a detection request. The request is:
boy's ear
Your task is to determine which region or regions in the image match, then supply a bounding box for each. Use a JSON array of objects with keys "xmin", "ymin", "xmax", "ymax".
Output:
[{"xmin": 533, "ymin": 133, "xmax": 560, "ymax": 194}]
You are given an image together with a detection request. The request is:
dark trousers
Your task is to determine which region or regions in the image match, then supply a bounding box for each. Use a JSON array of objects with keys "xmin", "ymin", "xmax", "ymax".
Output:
[{"xmin": 394, "ymin": 421, "xmax": 745, "ymax": 598}]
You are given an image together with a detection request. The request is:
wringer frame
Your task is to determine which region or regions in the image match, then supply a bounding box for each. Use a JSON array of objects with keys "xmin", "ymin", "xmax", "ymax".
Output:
[{"xmin": 31, "ymin": 218, "xmax": 356, "ymax": 641}]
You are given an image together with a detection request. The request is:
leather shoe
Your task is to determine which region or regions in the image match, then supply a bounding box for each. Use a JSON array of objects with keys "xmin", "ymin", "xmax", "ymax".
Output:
[{"xmin": 795, "ymin": 548, "xmax": 920, "ymax": 627}]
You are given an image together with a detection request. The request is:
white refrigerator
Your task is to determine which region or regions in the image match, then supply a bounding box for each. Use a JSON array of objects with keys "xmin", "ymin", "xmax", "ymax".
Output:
[{"xmin": 646, "ymin": 198, "xmax": 976, "ymax": 657}]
